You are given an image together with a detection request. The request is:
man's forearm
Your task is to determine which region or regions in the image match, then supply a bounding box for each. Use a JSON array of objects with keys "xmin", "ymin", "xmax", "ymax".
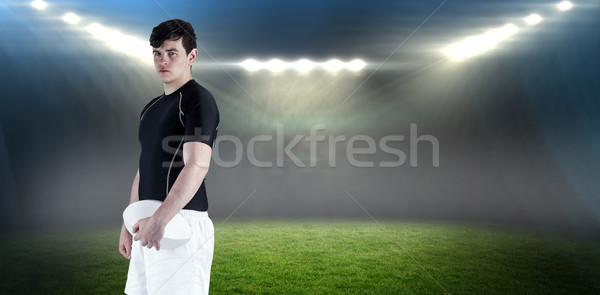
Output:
[{"xmin": 152, "ymin": 164, "xmax": 209, "ymax": 226}]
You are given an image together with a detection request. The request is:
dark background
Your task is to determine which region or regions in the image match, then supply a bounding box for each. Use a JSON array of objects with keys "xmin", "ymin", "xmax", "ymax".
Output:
[{"xmin": 0, "ymin": 0, "xmax": 598, "ymax": 235}]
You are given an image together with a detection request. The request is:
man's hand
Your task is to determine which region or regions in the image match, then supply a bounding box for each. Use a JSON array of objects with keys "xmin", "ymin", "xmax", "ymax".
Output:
[
  {"xmin": 119, "ymin": 224, "xmax": 133, "ymax": 259},
  {"xmin": 132, "ymin": 216, "xmax": 166, "ymax": 251}
]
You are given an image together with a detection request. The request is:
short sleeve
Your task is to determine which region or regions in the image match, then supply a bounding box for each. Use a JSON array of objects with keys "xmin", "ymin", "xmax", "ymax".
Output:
[
  {"xmin": 182, "ymin": 90, "xmax": 220, "ymax": 148},
  {"xmin": 139, "ymin": 95, "xmax": 162, "ymax": 120}
]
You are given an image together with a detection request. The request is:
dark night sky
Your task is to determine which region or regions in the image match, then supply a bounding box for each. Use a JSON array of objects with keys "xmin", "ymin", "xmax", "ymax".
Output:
[{"xmin": 0, "ymin": 0, "xmax": 599, "ymax": 234}]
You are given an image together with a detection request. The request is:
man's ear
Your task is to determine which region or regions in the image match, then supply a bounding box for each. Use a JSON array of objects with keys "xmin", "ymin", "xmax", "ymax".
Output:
[{"xmin": 188, "ymin": 48, "xmax": 198, "ymax": 65}]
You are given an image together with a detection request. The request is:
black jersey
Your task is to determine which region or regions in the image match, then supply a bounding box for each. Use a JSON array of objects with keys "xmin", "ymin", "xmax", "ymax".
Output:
[{"xmin": 138, "ymin": 79, "xmax": 219, "ymax": 211}]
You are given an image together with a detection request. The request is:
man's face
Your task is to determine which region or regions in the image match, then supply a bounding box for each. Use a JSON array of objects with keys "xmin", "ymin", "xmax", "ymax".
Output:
[{"xmin": 152, "ymin": 38, "xmax": 195, "ymax": 83}]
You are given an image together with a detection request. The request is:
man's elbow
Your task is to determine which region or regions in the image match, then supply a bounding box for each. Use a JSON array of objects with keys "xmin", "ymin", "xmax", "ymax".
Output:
[{"xmin": 186, "ymin": 160, "xmax": 210, "ymax": 171}]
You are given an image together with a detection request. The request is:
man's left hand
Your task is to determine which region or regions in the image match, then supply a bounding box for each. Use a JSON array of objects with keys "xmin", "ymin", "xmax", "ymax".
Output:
[{"xmin": 132, "ymin": 216, "xmax": 166, "ymax": 251}]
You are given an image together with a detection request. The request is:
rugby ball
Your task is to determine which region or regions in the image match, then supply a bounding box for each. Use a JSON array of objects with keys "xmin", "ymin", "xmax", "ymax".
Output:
[{"xmin": 123, "ymin": 200, "xmax": 191, "ymax": 249}]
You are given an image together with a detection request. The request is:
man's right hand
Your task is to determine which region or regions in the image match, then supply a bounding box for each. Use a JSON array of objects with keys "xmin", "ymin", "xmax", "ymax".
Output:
[{"xmin": 119, "ymin": 224, "xmax": 133, "ymax": 259}]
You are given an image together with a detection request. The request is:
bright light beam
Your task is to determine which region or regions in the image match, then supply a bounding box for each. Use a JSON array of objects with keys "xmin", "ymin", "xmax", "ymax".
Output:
[
  {"xmin": 85, "ymin": 23, "xmax": 149, "ymax": 61},
  {"xmin": 347, "ymin": 59, "xmax": 366, "ymax": 72},
  {"xmin": 62, "ymin": 12, "xmax": 80, "ymax": 25},
  {"xmin": 324, "ymin": 59, "xmax": 344, "ymax": 72},
  {"xmin": 27, "ymin": 3, "xmax": 150, "ymax": 62},
  {"xmin": 241, "ymin": 59, "xmax": 262, "ymax": 72},
  {"xmin": 444, "ymin": 23, "xmax": 519, "ymax": 60},
  {"xmin": 499, "ymin": 23, "xmax": 519, "ymax": 36},
  {"xmin": 557, "ymin": 1, "xmax": 573, "ymax": 11},
  {"xmin": 30, "ymin": 0, "xmax": 47, "ymax": 10},
  {"xmin": 266, "ymin": 59, "xmax": 286, "ymax": 72},
  {"xmin": 238, "ymin": 59, "xmax": 368, "ymax": 72},
  {"xmin": 294, "ymin": 59, "xmax": 314, "ymax": 73},
  {"xmin": 524, "ymin": 14, "xmax": 543, "ymax": 25}
]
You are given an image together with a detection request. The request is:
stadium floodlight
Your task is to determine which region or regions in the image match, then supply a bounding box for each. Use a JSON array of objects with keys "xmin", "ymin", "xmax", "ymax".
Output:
[
  {"xmin": 347, "ymin": 59, "xmax": 366, "ymax": 72},
  {"xmin": 524, "ymin": 14, "xmax": 543, "ymax": 25},
  {"xmin": 238, "ymin": 58, "xmax": 368, "ymax": 72},
  {"xmin": 266, "ymin": 59, "xmax": 286, "ymax": 72},
  {"xmin": 445, "ymin": 23, "xmax": 519, "ymax": 60},
  {"xmin": 445, "ymin": 35, "xmax": 494, "ymax": 60},
  {"xmin": 241, "ymin": 59, "xmax": 262, "ymax": 72},
  {"xmin": 499, "ymin": 24, "xmax": 519, "ymax": 37},
  {"xmin": 294, "ymin": 59, "xmax": 314, "ymax": 73},
  {"xmin": 111, "ymin": 31, "xmax": 148, "ymax": 57},
  {"xmin": 27, "ymin": 3, "xmax": 150, "ymax": 62},
  {"xmin": 324, "ymin": 59, "xmax": 344, "ymax": 72},
  {"xmin": 62, "ymin": 12, "xmax": 81, "ymax": 25},
  {"xmin": 86, "ymin": 23, "xmax": 108, "ymax": 38},
  {"xmin": 85, "ymin": 23, "xmax": 149, "ymax": 60},
  {"xmin": 557, "ymin": 1, "xmax": 573, "ymax": 11},
  {"xmin": 31, "ymin": 0, "xmax": 47, "ymax": 10}
]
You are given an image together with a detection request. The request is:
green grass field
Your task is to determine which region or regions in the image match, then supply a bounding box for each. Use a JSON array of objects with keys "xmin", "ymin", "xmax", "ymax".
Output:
[{"xmin": 1, "ymin": 220, "xmax": 599, "ymax": 294}]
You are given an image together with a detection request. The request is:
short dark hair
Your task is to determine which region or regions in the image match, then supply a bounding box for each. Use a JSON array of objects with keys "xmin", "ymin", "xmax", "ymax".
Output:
[{"xmin": 149, "ymin": 19, "xmax": 197, "ymax": 55}]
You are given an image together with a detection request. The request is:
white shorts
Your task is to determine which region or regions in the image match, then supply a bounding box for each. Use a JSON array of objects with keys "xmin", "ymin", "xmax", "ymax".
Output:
[{"xmin": 124, "ymin": 210, "xmax": 214, "ymax": 295}]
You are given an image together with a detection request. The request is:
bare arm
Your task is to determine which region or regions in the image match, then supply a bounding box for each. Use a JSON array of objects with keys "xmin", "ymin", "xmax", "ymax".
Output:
[
  {"xmin": 153, "ymin": 142, "xmax": 211, "ymax": 225},
  {"xmin": 132, "ymin": 142, "xmax": 212, "ymax": 250}
]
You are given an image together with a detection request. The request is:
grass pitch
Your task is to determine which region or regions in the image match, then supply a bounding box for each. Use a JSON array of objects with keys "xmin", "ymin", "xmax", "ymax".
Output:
[{"xmin": 1, "ymin": 220, "xmax": 599, "ymax": 294}]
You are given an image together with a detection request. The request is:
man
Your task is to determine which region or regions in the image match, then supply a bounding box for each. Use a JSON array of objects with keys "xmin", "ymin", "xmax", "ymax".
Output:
[{"xmin": 118, "ymin": 19, "xmax": 220, "ymax": 295}]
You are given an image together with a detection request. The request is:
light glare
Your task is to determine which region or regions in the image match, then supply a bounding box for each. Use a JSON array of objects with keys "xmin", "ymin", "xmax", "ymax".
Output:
[
  {"xmin": 28, "ymin": 5, "xmax": 150, "ymax": 62},
  {"xmin": 62, "ymin": 12, "xmax": 80, "ymax": 25},
  {"xmin": 295, "ymin": 59, "xmax": 314, "ymax": 73},
  {"xmin": 238, "ymin": 59, "xmax": 368, "ymax": 72},
  {"xmin": 324, "ymin": 59, "xmax": 343, "ymax": 72},
  {"xmin": 557, "ymin": 1, "xmax": 573, "ymax": 11},
  {"xmin": 241, "ymin": 59, "xmax": 262, "ymax": 71},
  {"xmin": 347, "ymin": 59, "xmax": 366, "ymax": 71},
  {"xmin": 85, "ymin": 23, "xmax": 149, "ymax": 61},
  {"xmin": 524, "ymin": 14, "xmax": 543, "ymax": 25},
  {"xmin": 267, "ymin": 59, "xmax": 286, "ymax": 72},
  {"xmin": 445, "ymin": 23, "xmax": 519, "ymax": 60},
  {"xmin": 31, "ymin": 0, "xmax": 47, "ymax": 10},
  {"xmin": 86, "ymin": 23, "xmax": 107, "ymax": 37},
  {"xmin": 499, "ymin": 24, "xmax": 519, "ymax": 36}
]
